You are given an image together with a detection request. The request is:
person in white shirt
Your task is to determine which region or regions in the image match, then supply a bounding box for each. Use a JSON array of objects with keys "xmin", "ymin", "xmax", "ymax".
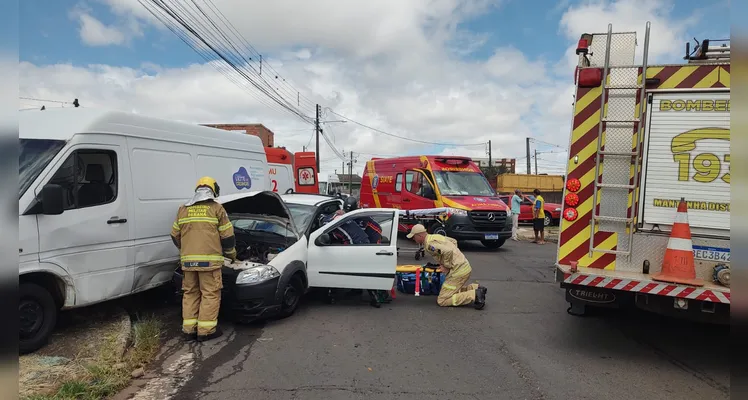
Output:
[{"xmin": 511, "ymin": 189, "xmax": 522, "ymax": 241}]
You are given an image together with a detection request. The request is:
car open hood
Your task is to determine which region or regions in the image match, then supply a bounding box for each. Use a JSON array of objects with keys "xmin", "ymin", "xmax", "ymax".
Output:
[
  {"xmin": 442, "ymin": 195, "xmax": 509, "ymax": 211},
  {"xmin": 218, "ymin": 191, "xmax": 298, "ymax": 234}
]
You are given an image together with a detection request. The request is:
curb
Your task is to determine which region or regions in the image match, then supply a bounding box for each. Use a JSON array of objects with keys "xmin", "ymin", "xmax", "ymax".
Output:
[{"xmin": 116, "ymin": 310, "xmax": 134, "ymax": 360}]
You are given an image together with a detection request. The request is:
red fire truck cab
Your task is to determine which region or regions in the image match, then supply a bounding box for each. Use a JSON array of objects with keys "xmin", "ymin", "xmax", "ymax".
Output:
[
  {"xmin": 265, "ymin": 147, "xmax": 318, "ymax": 194},
  {"xmin": 360, "ymin": 155, "xmax": 512, "ymax": 249}
]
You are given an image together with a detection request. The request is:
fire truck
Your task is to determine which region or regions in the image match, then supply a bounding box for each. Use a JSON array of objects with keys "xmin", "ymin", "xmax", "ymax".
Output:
[
  {"xmin": 556, "ymin": 22, "xmax": 730, "ymax": 324},
  {"xmin": 265, "ymin": 147, "xmax": 318, "ymax": 194}
]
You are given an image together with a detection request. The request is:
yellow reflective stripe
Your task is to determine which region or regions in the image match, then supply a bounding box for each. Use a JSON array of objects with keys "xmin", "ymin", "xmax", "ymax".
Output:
[
  {"xmin": 197, "ymin": 320, "xmax": 217, "ymax": 328},
  {"xmin": 172, "ymin": 222, "xmax": 180, "ymax": 230},
  {"xmin": 183, "ymin": 319, "xmax": 197, "ymax": 326},
  {"xmin": 218, "ymin": 222, "xmax": 233, "ymax": 231},
  {"xmin": 178, "ymin": 217, "xmax": 219, "ymax": 225},
  {"xmin": 181, "ymin": 255, "xmax": 225, "ymax": 262},
  {"xmin": 442, "ymin": 284, "xmax": 457, "ymax": 290}
]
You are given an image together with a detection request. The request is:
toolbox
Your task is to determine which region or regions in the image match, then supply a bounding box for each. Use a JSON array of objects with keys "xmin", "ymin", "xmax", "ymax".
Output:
[{"xmin": 396, "ymin": 270, "xmax": 445, "ymax": 295}]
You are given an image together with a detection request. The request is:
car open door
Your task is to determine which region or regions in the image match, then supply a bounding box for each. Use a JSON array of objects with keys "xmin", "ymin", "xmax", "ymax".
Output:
[{"xmin": 307, "ymin": 208, "xmax": 399, "ymax": 290}]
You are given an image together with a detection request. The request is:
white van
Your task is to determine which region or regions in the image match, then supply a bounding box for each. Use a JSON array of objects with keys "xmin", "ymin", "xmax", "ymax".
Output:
[{"xmin": 18, "ymin": 108, "xmax": 269, "ymax": 353}]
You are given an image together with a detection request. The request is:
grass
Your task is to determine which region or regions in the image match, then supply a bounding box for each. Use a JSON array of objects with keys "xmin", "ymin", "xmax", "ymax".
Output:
[{"xmin": 24, "ymin": 316, "xmax": 163, "ymax": 400}]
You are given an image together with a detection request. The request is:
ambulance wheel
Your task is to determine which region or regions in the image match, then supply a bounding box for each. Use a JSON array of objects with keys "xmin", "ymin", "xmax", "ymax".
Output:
[
  {"xmin": 480, "ymin": 239, "xmax": 506, "ymax": 250},
  {"xmin": 428, "ymin": 222, "xmax": 447, "ymax": 236},
  {"xmin": 20, "ymin": 283, "xmax": 58, "ymax": 354},
  {"xmin": 277, "ymin": 275, "xmax": 303, "ymax": 319}
]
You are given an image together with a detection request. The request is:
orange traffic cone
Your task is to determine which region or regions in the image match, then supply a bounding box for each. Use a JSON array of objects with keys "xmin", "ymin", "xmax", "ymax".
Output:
[{"xmin": 652, "ymin": 198, "xmax": 704, "ymax": 287}]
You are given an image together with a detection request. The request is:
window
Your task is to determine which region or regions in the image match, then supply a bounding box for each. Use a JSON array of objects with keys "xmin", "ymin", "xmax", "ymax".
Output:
[
  {"xmin": 405, "ymin": 170, "xmax": 436, "ymax": 200},
  {"xmin": 432, "ymin": 171, "xmax": 495, "ymax": 196},
  {"xmin": 323, "ymin": 211, "xmax": 394, "ymax": 246},
  {"xmin": 405, "ymin": 171, "xmax": 414, "ymax": 192},
  {"xmin": 19, "ymin": 139, "xmax": 65, "ymax": 198},
  {"xmin": 48, "ymin": 150, "xmax": 117, "ymax": 210},
  {"xmin": 395, "ymin": 173, "xmax": 403, "ymax": 192}
]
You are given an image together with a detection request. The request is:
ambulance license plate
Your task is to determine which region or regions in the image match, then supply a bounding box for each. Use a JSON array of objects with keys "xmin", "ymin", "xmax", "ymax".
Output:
[
  {"xmin": 692, "ymin": 245, "xmax": 730, "ymax": 263},
  {"xmin": 484, "ymin": 234, "xmax": 499, "ymax": 240}
]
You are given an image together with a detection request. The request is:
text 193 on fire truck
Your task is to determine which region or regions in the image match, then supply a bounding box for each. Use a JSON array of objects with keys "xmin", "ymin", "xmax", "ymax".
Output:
[
  {"xmin": 359, "ymin": 155, "xmax": 513, "ymax": 249},
  {"xmin": 265, "ymin": 147, "xmax": 318, "ymax": 194},
  {"xmin": 556, "ymin": 22, "xmax": 730, "ymax": 324}
]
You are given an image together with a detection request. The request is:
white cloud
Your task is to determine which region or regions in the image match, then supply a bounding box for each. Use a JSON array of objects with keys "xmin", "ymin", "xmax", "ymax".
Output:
[
  {"xmin": 76, "ymin": 12, "xmax": 127, "ymax": 47},
  {"xmin": 21, "ymin": 0, "xmax": 712, "ymax": 179}
]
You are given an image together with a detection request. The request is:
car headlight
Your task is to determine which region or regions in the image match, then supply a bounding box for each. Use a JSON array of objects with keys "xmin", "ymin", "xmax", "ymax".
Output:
[
  {"xmin": 448, "ymin": 208, "xmax": 468, "ymax": 217},
  {"xmin": 236, "ymin": 265, "xmax": 280, "ymax": 284},
  {"xmin": 554, "ymin": 207, "xmax": 561, "ymax": 212}
]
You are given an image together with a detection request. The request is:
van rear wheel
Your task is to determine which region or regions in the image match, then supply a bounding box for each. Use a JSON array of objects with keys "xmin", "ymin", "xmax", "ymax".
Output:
[
  {"xmin": 481, "ymin": 239, "xmax": 506, "ymax": 250},
  {"xmin": 20, "ymin": 283, "xmax": 58, "ymax": 354}
]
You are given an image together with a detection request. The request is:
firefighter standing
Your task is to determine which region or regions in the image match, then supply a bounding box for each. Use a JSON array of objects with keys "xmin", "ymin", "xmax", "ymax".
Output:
[
  {"xmin": 407, "ymin": 224, "xmax": 487, "ymax": 309},
  {"xmin": 170, "ymin": 177, "xmax": 236, "ymax": 342}
]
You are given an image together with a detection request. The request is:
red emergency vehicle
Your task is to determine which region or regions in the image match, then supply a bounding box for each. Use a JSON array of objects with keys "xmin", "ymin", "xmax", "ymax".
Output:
[
  {"xmin": 359, "ymin": 155, "xmax": 512, "ymax": 249},
  {"xmin": 265, "ymin": 147, "xmax": 318, "ymax": 194}
]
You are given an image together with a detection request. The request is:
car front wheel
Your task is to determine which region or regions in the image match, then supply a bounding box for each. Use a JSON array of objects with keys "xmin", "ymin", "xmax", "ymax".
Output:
[
  {"xmin": 20, "ymin": 283, "xmax": 58, "ymax": 354},
  {"xmin": 277, "ymin": 275, "xmax": 304, "ymax": 319},
  {"xmin": 544, "ymin": 214, "xmax": 552, "ymax": 227}
]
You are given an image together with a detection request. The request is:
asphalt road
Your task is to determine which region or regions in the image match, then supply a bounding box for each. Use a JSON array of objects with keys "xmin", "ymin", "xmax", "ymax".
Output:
[{"xmin": 117, "ymin": 239, "xmax": 730, "ymax": 400}]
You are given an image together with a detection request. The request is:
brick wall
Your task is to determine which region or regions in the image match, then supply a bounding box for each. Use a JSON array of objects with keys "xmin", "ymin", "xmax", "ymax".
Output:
[{"xmin": 202, "ymin": 123, "xmax": 275, "ymax": 147}]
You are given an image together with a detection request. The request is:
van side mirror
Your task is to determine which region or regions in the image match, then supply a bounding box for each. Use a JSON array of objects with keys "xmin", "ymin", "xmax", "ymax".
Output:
[
  {"xmin": 315, "ymin": 234, "xmax": 332, "ymax": 246},
  {"xmin": 40, "ymin": 184, "xmax": 64, "ymax": 215}
]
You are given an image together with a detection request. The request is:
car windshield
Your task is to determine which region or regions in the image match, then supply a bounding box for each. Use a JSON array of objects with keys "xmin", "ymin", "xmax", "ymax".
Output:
[
  {"xmin": 433, "ymin": 171, "xmax": 495, "ymax": 196},
  {"xmin": 285, "ymin": 203, "xmax": 317, "ymax": 230},
  {"xmin": 19, "ymin": 138, "xmax": 66, "ymax": 198}
]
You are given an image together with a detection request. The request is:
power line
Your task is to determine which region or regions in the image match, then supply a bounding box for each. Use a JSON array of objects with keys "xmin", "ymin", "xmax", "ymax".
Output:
[
  {"xmin": 325, "ymin": 108, "xmax": 486, "ymax": 147},
  {"xmin": 138, "ymin": 0, "xmax": 314, "ymax": 124},
  {"xmin": 529, "ymin": 137, "xmax": 565, "ymax": 149},
  {"xmin": 20, "ymin": 97, "xmax": 74, "ymax": 105}
]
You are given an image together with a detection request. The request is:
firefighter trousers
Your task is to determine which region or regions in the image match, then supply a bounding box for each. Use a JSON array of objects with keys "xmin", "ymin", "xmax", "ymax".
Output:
[
  {"xmin": 437, "ymin": 264, "xmax": 478, "ymax": 307},
  {"xmin": 182, "ymin": 269, "xmax": 223, "ymax": 336}
]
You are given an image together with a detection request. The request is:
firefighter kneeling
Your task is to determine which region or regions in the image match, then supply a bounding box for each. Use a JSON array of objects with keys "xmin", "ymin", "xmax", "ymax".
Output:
[
  {"xmin": 170, "ymin": 177, "xmax": 237, "ymax": 342},
  {"xmin": 407, "ymin": 224, "xmax": 487, "ymax": 309}
]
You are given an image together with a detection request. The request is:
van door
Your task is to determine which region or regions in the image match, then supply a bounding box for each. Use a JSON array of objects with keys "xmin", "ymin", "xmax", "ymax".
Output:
[
  {"xmin": 36, "ymin": 137, "xmax": 133, "ymax": 306},
  {"xmin": 307, "ymin": 208, "xmax": 399, "ymax": 290},
  {"xmin": 402, "ymin": 170, "xmax": 437, "ymax": 209}
]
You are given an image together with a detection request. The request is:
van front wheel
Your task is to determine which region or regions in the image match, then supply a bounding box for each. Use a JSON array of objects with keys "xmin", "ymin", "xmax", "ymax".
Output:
[
  {"xmin": 20, "ymin": 283, "xmax": 58, "ymax": 354},
  {"xmin": 480, "ymin": 239, "xmax": 506, "ymax": 250}
]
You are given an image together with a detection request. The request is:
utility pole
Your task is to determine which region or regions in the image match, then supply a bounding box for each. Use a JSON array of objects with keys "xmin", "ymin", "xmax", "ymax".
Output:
[
  {"xmin": 534, "ymin": 149, "xmax": 538, "ymax": 175},
  {"xmin": 315, "ymin": 104, "xmax": 321, "ymax": 172},
  {"xmin": 525, "ymin": 137, "xmax": 531, "ymax": 175},
  {"xmin": 487, "ymin": 140, "xmax": 492, "ymax": 171},
  {"xmin": 348, "ymin": 151, "xmax": 354, "ymax": 195}
]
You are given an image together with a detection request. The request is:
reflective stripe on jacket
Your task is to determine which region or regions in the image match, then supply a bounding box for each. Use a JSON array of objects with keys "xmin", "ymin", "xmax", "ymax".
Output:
[
  {"xmin": 170, "ymin": 200, "xmax": 236, "ymax": 271},
  {"xmin": 423, "ymin": 234, "xmax": 471, "ymax": 275}
]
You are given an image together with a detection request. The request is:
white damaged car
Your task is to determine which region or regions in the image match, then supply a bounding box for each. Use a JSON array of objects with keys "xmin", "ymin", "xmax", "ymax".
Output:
[{"xmin": 173, "ymin": 191, "xmax": 400, "ymax": 321}]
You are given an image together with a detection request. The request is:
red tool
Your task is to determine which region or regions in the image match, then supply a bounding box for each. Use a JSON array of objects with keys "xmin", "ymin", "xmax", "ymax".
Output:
[{"xmin": 414, "ymin": 267, "xmax": 421, "ymax": 296}]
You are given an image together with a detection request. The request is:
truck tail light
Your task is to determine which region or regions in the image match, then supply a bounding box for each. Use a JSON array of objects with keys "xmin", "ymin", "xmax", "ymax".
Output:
[
  {"xmin": 563, "ymin": 208, "xmax": 578, "ymax": 222},
  {"xmin": 565, "ymin": 193, "xmax": 579, "ymax": 207}
]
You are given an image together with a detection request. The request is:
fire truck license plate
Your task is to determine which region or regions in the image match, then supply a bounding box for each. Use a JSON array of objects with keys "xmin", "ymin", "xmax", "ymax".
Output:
[
  {"xmin": 692, "ymin": 245, "xmax": 730, "ymax": 263},
  {"xmin": 484, "ymin": 234, "xmax": 499, "ymax": 240}
]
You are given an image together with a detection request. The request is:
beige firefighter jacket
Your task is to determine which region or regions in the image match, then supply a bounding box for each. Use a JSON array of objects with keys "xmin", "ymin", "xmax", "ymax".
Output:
[
  {"xmin": 170, "ymin": 200, "xmax": 237, "ymax": 271},
  {"xmin": 424, "ymin": 234, "xmax": 471, "ymax": 275}
]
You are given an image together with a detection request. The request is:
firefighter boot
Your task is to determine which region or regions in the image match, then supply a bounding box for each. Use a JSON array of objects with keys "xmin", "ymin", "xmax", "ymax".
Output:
[
  {"xmin": 474, "ymin": 286, "xmax": 487, "ymax": 310},
  {"xmin": 197, "ymin": 326, "xmax": 223, "ymax": 342}
]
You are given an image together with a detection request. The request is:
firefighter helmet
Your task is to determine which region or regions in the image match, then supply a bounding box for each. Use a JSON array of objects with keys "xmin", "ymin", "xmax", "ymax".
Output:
[
  {"xmin": 196, "ymin": 176, "xmax": 220, "ymax": 196},
  {"xmin": 343, "ymin": 196, "xmax": 359, "ymax": 212}
]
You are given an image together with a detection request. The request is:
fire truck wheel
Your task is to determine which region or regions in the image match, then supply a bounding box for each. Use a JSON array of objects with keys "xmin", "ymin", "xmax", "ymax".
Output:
[{"xmin": 480, "ymin": 238, "xmax": 506, "ymax": 250}]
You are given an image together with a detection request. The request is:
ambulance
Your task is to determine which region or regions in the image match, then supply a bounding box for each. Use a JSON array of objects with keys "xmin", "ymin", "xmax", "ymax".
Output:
[
  {"xmin": 265, "ymin": 147, "xmax": 318, "ymax": 194},
  {"xmin": 359, "ymin": 155, "xmax": 512, "ymax": 249},
  {"xmin": 556, "ymin": 22, "xmax": 730, "ymax": 324}
]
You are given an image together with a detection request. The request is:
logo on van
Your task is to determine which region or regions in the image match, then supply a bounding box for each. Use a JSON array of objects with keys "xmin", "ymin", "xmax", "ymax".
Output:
[
  {"xmin": 372, "ymin": 174, "xmax": 380, "ymax": 189},
  {"xmin": 233, "ymin": 167, "xmax": 252, "ymax": 190}
]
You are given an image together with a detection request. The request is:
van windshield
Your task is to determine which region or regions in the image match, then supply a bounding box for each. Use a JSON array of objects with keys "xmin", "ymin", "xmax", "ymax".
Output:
[
  {"xmin": 19, "ymin": 139, "xmax": 66, "ymax": 198},
  {"xmin": 433, "ymin": 171, "xmax": 495, "ymax": 196}
]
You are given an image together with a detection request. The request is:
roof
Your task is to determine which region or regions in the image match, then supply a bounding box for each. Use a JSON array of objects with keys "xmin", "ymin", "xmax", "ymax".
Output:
[
  {"xmin": 19, "ymin": 107, "xmax": 265, "ymax": 153},
  {"xmin": 336, "ymin": 173, "xmax": 362, "ymax": 183},
  {"xmin": 281, "ymin": 193, "xmax": 341, "ymax": 206}
]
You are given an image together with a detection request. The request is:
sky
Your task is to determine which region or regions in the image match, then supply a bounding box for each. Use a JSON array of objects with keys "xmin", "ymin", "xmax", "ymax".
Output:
[{"xmin": 18, "ymin": 0, "xmax": 730, "ymax": 178}]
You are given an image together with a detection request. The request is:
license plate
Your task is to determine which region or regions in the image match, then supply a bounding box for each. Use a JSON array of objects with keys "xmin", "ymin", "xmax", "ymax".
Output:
[
  {"xmin": 484, "ymin": 234, "xmax": 499, "ymax": 240},
  {"xmin": 692, "ymin": 245, "xmax": 730, "ymax": 263}
]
